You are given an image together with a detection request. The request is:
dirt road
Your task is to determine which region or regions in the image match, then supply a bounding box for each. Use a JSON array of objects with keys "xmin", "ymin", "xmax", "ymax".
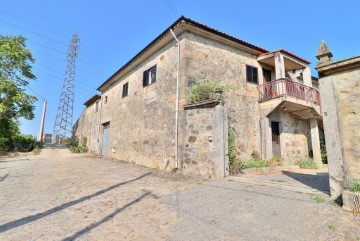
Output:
[{"xmin": 0, "ymin": 148, "xmax": 359, "ymax": 240}]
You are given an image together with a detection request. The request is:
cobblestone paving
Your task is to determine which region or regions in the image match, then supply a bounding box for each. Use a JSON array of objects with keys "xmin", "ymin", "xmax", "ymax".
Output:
[{"xmin": 1, "ymin": 149, "xmax": 360, "ymax": 240}]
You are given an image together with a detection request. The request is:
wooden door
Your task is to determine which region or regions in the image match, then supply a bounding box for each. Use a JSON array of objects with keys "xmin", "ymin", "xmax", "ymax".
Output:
[
  {"xmin": 271, "ymin": 121, "xmax": 281, "ymax": 158},
  {"xmin": 102, "ymin": 123, "xmax": 110, "ymax": 156}
]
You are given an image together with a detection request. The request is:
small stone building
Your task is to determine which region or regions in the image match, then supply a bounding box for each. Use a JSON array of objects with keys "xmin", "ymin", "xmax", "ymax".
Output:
[
  {"xmin": 316, "ymin": 41, "xmax": 360, "ymax": 200},
  {"xmin": 74, "ymin": 16, "xmax": 323, "ymax": 178}
]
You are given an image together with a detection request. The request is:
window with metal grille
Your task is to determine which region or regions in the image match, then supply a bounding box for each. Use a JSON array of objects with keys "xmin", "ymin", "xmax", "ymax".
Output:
[
  {"xmin": 246, "ymin": 65, "xmax": 258, "ymax": 84},
  {"xmin": 122, "ymin": 82, "xmax": 129, "ymax": 98},
  {"xmin": 143, "ymin": 65, "xmax": 157, "ymax": 87}
]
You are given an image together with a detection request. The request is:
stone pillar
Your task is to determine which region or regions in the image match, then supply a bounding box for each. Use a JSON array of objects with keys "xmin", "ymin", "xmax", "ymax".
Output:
[
  {"xmin": 302, "ymin": 66, "xmax": 312, "ymax": 87},
  {"xmin": 310, "ymin": 119, "xmax": 322, "ymax": 168},
  {"xmin": 214, "ymin": 105, "xmax": 228, "ymax": 178},
  {"xmin": 319, "ymin": 77, "xmax": 345, "ymax": 200},
  {"xmin": 264, "ymin": 117, "xmax": 273, "ymax": 160},
  {"xmin": 275, "ymin": 52, "xmax": 285, "ymax": 79}
]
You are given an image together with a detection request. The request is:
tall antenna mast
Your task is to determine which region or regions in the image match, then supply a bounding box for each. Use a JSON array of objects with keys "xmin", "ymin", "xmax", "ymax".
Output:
[{"xmin": 53, "ymin": 33, "xmax": 80, "ymax": 138}]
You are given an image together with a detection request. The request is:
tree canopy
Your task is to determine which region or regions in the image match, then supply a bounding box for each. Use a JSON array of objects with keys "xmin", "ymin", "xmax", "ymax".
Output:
[{"xmin": 0, "ymin": 35, "xmax": 37, "ymax": 120}]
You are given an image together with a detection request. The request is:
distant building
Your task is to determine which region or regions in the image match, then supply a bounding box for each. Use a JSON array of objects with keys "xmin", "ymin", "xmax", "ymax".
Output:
[{"xmin": 74, "ymin": 16, "xmax": 323, "ymax": 177}]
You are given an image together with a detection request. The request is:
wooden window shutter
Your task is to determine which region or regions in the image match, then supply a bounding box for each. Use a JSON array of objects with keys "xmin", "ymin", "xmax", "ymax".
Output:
[{"xmin": 143, "ymin": 71, "xmax": 148, "ymax": 87}]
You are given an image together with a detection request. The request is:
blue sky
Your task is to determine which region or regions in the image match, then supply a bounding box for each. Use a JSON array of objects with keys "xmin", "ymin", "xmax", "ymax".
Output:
[{"xmin": 1, "ymin": 0, "xmax": 359, "ymax": 136}]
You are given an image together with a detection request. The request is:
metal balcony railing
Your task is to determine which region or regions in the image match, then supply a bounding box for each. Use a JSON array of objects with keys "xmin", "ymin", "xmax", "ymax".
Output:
[{"xmin": 257, "ymin": 78, "xmax": 321, "ymax": 107}]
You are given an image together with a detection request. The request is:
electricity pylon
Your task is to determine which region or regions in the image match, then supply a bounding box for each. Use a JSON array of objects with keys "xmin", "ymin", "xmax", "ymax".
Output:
[{"xmin": 53, "ymin": 33, "xmax": 80, "ymax": 138}]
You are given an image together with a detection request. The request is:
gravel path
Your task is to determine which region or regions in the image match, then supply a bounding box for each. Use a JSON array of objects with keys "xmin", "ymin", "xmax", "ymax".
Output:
[{"xmin": 1, "ymin": 148, "xmax": 359, "ymax": 240}]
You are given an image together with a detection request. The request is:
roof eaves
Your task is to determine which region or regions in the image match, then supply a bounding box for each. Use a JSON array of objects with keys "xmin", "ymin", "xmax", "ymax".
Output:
[
  {"xmin": 84, "ymin": 94, "xmax": 100, "ymax": 106},
  {"xmin": 258, "ymin": 49, "xmax": 311, "ymax": 65},
  {"xmin": 97, "ymin": 16, "xmax": 269, "ymax": 91}
]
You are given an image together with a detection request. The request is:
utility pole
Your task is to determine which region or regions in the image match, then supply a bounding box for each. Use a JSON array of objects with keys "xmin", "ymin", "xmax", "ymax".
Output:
[{"xmin": 38, "ymin": 99, "xmax": 47, "ymax": 142}]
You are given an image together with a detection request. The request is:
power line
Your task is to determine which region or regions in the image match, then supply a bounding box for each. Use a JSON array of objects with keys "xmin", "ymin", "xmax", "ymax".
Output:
[
  {"xmin": 0, "ymin": 9, "xmax": 68, "ymax": 39},
  {"xmin": 26, "ymin": 85, "xmax": 45, "ymax": 100},
  {"xmin": 0, "ymin": 18, "xmax": 68, "ymax": 47},
  {"xmin": 29, "ymin": 41, "xmax": 67, "ymax": 55},
  {"xmin": 34, "ymin": 63, "xmax": 98, "ymax": 92},
  {"xmin": 165, "ymin": 0, "xmax": 178, "ymax": 17}
]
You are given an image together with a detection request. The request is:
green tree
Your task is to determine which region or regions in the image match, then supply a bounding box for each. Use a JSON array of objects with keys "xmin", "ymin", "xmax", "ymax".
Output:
[
  {"xmin": 0, "ymin": 118, "xmax": 19, "ymax": 152},
  {"xmin": 0, "ymin": 35, "xmax": 36, "ymax": 152},
  {"xmin": 0, "ymin": 35, "xmax": 37, "ymax": 120}
]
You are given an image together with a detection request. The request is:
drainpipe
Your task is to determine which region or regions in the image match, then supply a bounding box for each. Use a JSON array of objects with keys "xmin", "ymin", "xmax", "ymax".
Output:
[
  {"xmin": 170, "ymin": 29, "xmax": 180, "ymax": 169},
  {"xmin": 97, "ymin": 92, "xmax": 103, "ymax": 155}
]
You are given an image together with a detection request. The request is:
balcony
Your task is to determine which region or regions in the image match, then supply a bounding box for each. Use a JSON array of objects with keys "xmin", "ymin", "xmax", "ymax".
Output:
[{"xmin": 258, "ymin": 78, "xmax": 321, "ymax": 107}]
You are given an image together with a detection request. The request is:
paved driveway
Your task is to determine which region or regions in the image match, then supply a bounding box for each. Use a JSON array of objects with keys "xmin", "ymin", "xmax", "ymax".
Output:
[{"xmin": 0, "ymin": 148, "xmax": 359, "ymax": 240}]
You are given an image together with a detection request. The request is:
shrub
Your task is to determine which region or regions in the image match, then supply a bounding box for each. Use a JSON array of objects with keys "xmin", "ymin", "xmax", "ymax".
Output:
[
  {"xmin": 70, "ymin": 146, "xmax": 88, "ymax": 153},
  {"xmin": 187, "ymin": 79, "xmax": 234, "ymax": 103},
  {"xmin": 297, "ymin": 158, "xmax": 319, "ymax": 169},
  {"xmin": 228, "ymin": 128, "xmax": 238, "ymax": 174},
  {"xmin": 229, "ymin": 159, "xmax": 242, "ymax": 175},
  {"xmin": 187, "ymin": 80, "xmax": 220, "ymax": 103},
  {"xmin": 13, "ymin": 134, "xmax": 35, "ymax": 144},
  {"xmin": 268, "ymin": 156, "xmax": 282, "ymax": 167},
  {"xmin": 68, "ymin": 137, "xmax": 79, "ymax": 147},
  {"xmin": 320, "ymin": 138, "xmax": 327, "ymax": 164},
  {"xmin": 0, "ymin": 137, "xmax": 12, "ymax": 153},
  {"xmin": 348, "ymin": 179, "xmax": 360, "ymax": 192}
]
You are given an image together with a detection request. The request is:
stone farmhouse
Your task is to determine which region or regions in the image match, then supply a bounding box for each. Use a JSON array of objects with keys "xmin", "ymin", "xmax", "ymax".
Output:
[{"xmin": 74, "ymin": 16, "xmax": 323, "ymax": 178}]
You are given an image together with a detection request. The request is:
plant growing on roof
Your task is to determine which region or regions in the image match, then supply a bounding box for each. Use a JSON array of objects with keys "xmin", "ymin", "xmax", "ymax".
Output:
[{"xmin": 186, "ymin": 76, "xmax": 234, "ymax": 104}]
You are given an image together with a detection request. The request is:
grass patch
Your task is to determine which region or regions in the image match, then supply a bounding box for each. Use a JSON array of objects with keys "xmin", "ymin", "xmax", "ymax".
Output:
[
  {"xmin": 240, "ymin": 159, "xmax": 268, "ymax": 169},
  {"xmin": 348, "ymin": 179, "xmax": 360, "ymax": 192},
  {"xmin": 329, "ymin": 200, "xmax": 341, "ymax": 206},
  {"xmin": 328, "ymin": 224, "xmax": 335, "ymax": 230},
  {"xmin": 69, "ymin": 146, "xmax": 88, "ymax": 153},
  {"xmin": 271, "ymin": 179, "xmax": 287, "ymax": 183},
  {"xmin": 32, "ymin": 146, "xmax": 41, "ymax": 155},
  {"xmin": 310, "ymin": 194, "xmax": 325, "ymax": 203},
  {"xmin": 297, "ymin": 158, "xmax": 319, "ymax": 169},
  {"xmin": 356, "ymin": 236, "xmax": 360, "ymax": 240}
]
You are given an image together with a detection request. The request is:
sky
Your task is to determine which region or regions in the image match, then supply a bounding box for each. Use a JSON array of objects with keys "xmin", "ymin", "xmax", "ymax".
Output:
[{"xmin": 1, "ymin": 0, "xmax": 359, "ymax": 136}]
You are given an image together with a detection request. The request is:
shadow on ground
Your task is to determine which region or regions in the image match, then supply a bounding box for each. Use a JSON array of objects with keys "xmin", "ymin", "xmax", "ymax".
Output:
[
  {"xmin": 0, "ymin": 174, "xmax": 9, "ymax": 182},
  {"xmin": 62, "ymin": 190, "xmax": 152, "ymax": 241},
  {"xmin": 282, "ymin": 171, "xmax": 330, "ymax": 195},
  {"xmin": 0, "ymin": 172, "xmax": 152, "ymax": 233}
]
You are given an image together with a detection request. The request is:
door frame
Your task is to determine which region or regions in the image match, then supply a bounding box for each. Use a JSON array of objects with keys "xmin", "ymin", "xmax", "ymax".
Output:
[
  {"xmin": 271, "ymin": 121, "xmax": 281, "ymax": 158},
  {"xmin": 102, "ymin": 122, "xmax": 110, "ymax": 156}
]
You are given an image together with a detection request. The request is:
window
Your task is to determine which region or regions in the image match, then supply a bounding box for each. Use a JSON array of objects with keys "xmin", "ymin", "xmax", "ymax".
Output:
[
  {"xmin": 143, "ymin": 65, "xmax": 157, "ymax": 87},
  {"xmin": 95, "ymin": 101, "xmax": 99, "ymax": 112},
  {"xmin": 104, "ymin": 96, "xmax": 108, "ymax": 104},
  {"xmin": 246, "ymin": 65, "xmax": 258, "ymax": 84},
  {"xmin": 122, "ymin": 82, "xmax": 129, "ymax": 98}
]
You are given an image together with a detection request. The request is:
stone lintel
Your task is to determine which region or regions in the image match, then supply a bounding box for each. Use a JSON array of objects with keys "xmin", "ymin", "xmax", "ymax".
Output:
[{"xmin": 183, "ymin": 100, "xmax": 221, "ymax": 110}]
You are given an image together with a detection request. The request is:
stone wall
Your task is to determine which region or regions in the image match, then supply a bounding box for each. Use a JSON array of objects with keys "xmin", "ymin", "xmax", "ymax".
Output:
[
  {"xmin": 97, "ymin": 34, "xmax": 188, "ymax": 171},
  {"xmin": 319, "ymin": 68, "xmax": 360, "ymax": 198},
  {"xmin": 182, "ymin": 32, "xmax": 262, "ymax": 160},
  {"xmin": 73, "ymin": 100, "xmax": 100, "ymax": 154},
  {"xmin": 268, "ymin": 110, "xmax": 311, "ymax": 165},
  {"xmin": 183, "ymin": 104, "xmax": 216, "ymax": 177},
  {"xmin": 182, "ymin": 102, "xmax": 228, "ymax": 178}
]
